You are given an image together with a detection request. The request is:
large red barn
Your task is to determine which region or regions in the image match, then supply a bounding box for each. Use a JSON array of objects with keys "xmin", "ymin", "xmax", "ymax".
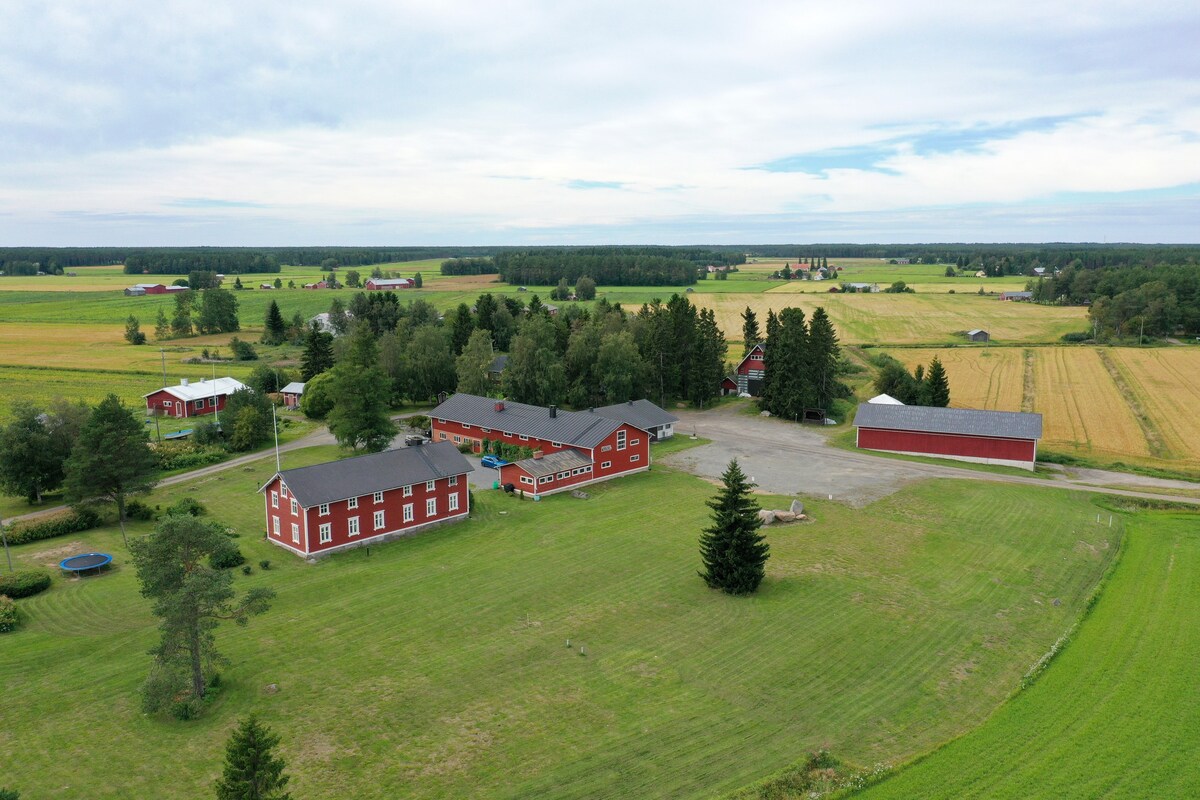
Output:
[
  {"xmin": 430, "ymin": 393, "xmax": 652, "ymax": 495},
  {"xmin": 259, "ymin": 441, "xmax": 473, "ymax": 558},
  {"xmin": 853, "ymin": 403, "xmax": 1043, "ymax": 470},
  {"xmin": 143, "ymin": 376, "xmax": 248, "ymax": 419},
  {"xmin": 731, "ymin": 343, "xmax": 766, "ymax": 397}
]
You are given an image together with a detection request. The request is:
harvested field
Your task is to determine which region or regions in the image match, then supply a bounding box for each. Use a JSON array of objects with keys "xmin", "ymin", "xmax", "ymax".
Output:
[
  {"xmin": 893, "ymin": 348, "xmax": 1024, "ymax": 411},
  {"xmin": 1107, "ymin": 348, "xmax": 1200, "ymax": 466},
  {"xmin": 1032, "ymin": 348, "xmax": 1150, "ymax": 460}
]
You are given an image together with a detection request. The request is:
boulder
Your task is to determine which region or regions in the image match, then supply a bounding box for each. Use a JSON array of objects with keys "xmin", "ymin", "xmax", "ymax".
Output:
[
  {"xmin": 757, "ymin": 510, "xmax": 776, "ymax": 525},
  {"xmin": 774, "ymin": 510, "xmax": 797, "ymax": 523},
  {"xmin": 265, "ymin": 683, "xmax": 280, "ymax": 695},
  {"xmin": 790, "ymin": 499, "xmax": 804, "ymax": 515},
  {"xmin": 759, "ymin": 410, "xmax": 772, "ymax": 417}
]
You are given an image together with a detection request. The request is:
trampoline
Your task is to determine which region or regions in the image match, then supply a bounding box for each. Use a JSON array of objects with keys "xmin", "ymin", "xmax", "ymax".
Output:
[{"xmin": 59, "ymin": 553, "xmax": 113, "ymax": 575}]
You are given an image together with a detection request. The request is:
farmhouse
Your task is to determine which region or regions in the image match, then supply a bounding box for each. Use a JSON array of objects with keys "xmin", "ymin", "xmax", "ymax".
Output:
[
  {"xmin": 143, "ymin": 376, "xmax": 249, "ymax": 418},
  {"xmin": 259, "ymin": 441, "xmax": 473, "ymax": 558},
  {"xmin": 854, "ymin": 403, "xmax": 1043, "ymax": 470},
  {"xmin": 430, "ymin": 393, "xmax": 651, "ymax": 495},
  {"xmin": 966, "ymin": 329, "xmax": 990, "ymax": 342},
  {"xmin": 365, "ymin": 277, "xmax": 413, "ymax": 290},
  {"xmin": 125, "ymin": 283, "xmax": 166, "ymax": 295},
  {"xmin": 281, "ymin": 381, "xmax": 305, "ymax": 409},
  {"xmin": 1000, "ymin": 291, "xmax": 1033, "ymax": 301},
  {"xmin": 589, "ymin": 399, "xmax": 678, "ymax": 440},
  {"xmin": 304, "ymin": 281, "xmax": 328, "ymax": 290},
  {"xmin": 731, "ymin": 343, "xmax": 766, "ymax": 397}
]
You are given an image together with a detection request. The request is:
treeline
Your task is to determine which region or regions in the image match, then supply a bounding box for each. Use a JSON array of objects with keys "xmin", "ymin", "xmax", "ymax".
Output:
[
  {"xmin": 752, "ymin": 307, "xmax": 852, "ymax": 419},
  {"xmin": 441, "ymin": 257, "xmax": 498, "ymax": 276},
  {"xmin": 871, "ymin": 354, "xmax": 951, "ymax": 407},
  {"xmin": 124, "ymin": 251, "xmax": 282, "ymax": 275},
  {"xmin": 746, "ymin": 243, "xmax": 1200, "ymax": 271},
  {"xmin": 495, "ymin": 248, "xmax": 723, "ymax": 286},
  {"xmin": 115, "ymin": 247, "xmax": 496, "ymax": 275},
  {"xmin": 1029, "ymin": 263, "xmax": 1200, "ymax": 336}
]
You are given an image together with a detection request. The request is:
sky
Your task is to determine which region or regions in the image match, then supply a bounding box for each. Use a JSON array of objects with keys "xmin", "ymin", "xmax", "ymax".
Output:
[{"xmin": 1, "ymin": 1, "xmax": 1199, "ymax": 246}]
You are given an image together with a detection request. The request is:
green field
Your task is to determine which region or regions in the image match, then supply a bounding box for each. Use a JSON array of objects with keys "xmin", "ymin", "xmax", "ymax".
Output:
[
  {"xmin": 857, "ymin": 510, "xmax": 1199, "ymax": 799},
  {"xmin": 0, "ymin": 458, "xmax": 1118, "ymax": 799}
]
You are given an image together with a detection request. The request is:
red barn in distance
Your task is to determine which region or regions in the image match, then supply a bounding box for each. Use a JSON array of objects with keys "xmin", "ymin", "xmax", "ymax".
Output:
[
  {"xmin": 365, "ymin": 277, "xmax": 413, "ymax": 290},
  {"xmin": 259, "ymin": 441, "xmax": 473, "ymax": 558},
  {"xmin": 430, "ymin": 393, "xmax": 653, "ymax": 497},
  {"xmin": 143, "ymin": 376, "xmax": 248, "ymax": 419},
  {"xmin": 853, "ymin": 402, "xmax": 1043, "ymax": 471}
]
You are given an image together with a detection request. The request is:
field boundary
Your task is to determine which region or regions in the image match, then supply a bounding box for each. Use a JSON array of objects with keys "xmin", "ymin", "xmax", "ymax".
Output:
[
  {"xmin": 1095, "ymin": 349, "xmax": 1169, "ymax": 458},
  {"xmin": 1020, "ymin": 349, "xmax": 1035, "ymax": 412}
]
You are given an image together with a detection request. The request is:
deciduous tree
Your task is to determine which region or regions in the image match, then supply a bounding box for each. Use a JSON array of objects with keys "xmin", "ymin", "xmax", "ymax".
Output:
[
  {"xmin": 327, "ymin": 326, "xmax": 397, "ymax": 451},
  {"xmin": 125, "ymin": 315, "xmax": 146, "ymax": 345},
  {"xmin": 455, "ymin": 329, "xmax": 495, "ymax": 397}
]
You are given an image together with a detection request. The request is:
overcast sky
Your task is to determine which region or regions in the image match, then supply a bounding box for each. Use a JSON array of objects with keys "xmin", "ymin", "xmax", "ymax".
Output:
[{"xmin": 2, "ymin": 1, "xmax": 1198, "ymax": 246}]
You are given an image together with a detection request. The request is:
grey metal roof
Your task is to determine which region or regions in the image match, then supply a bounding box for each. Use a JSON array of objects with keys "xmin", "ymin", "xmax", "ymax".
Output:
[
  {"xmin": 281, "ymin": 382, "xmax": 305, "ymax": 394},
  {"xmin": 853, "ymin": 403, "xmax": 1043, "ymax": 440},
  {"xmin": 590, "ymin": 399, "xmax": 678, "ymax": 431},
  {"xmin": 267, "ymin": 441, "xmax": 473, "ymax": 508},
  {"xmin": 967, "ymin": 329, "xmax": 986, "ymax": 336},
  {"xmin": 488, "ymin": 354, "xmax": 509, "ymax": 374},
  {"xmin": 431, "ymin": 393, "xmax": 621, "ymax": 449},
  {"xmin": 509, "ymin": 448, "xmax": 592, "ymax": 479}
]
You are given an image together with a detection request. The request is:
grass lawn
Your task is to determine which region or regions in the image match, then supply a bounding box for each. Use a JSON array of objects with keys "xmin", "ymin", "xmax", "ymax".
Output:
[
  {"xmin": 0, "ymin": 458, "xmax": 1118, "ymax": 799},
  {"xmin": 857, "ymin": 510, "xmax": 1200, "ymax": 799}
]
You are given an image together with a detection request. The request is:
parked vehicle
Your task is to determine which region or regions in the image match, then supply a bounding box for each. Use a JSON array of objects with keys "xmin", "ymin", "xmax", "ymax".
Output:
[
  {"xmin": 404, "ymin": 435, "xmax": 427, "ymax": 446},
  {"xmin": 480, "ymin": 455, "xmax": 509, "ymax": 469}
]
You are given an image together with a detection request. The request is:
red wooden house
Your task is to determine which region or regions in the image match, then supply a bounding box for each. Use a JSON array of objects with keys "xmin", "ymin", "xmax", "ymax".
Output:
[
  {"xmin": 143, "ymin": 377, "xmax": 248, "ymax": 419},
  {"xmin": 853, "ymin": 403, "xmax": 1042, "ymax": 470},
  {"xmin": 430, "ymin": 393, "xmax": 652, "ymax": 497},
  {"xmin": 259, "ymin": 441, "xmax": 474, "ymax": 558},
  {"xmin": 730, "ymin": 343, "xmax": 765, "ymax": 397}
]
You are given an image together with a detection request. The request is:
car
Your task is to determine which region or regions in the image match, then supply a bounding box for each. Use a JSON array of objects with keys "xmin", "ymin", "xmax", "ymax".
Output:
[
  {"xmin": 404, "ymin": 434, "xmax": 427, "ymax": 447},
  {"xmin": 480, "ymin": 455, "xmax": 509, "ymax": 469}
]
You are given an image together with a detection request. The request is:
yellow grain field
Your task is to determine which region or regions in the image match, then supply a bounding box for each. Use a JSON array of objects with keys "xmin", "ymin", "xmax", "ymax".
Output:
[
  {"xmin": 1107, "ymin": 349, "xmax": 1200, "ymax": 466},
  {"xmin": 891, "ymin": 348, "xmax": 1024, "ymax": 411}
]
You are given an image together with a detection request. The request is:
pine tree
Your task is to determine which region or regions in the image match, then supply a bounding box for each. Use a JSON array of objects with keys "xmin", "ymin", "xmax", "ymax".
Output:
[
  {"xmin": 155, "ymin": 308, "xmax": 170, "ymax": 340},
  {"xmin": 300, "ymin": 322, "xmax": 335, "ymax": 381},
  {"xmin": 262, "ymin": 300, "xmax": 287, "ymax": 345},
  {"xmin": 740, "ymin": 307, "xmax": 761, "ymax": 356},
  {"xmin": 124, "ymin": 315, "xmax": 146, "ymax": 345},
  {"xmin": 215, "ymin": 716, "xmax": 291, "ymax": 800},
  {"xmin": 925, "ymin": 357, "xmax": 951, "ymax": 407},
  {"xmin": 273, "ymin": 277, "xmax": 282, "ymax": 289},
  {"xmin": 698, "ymin": 459, "xmax": 769, "ymax": 595}
]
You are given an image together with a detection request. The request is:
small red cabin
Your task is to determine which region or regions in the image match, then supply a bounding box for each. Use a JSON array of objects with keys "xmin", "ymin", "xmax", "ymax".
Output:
[{"xmin": 143, "ymin": 377, "xmax": 249, "ymax": 419}]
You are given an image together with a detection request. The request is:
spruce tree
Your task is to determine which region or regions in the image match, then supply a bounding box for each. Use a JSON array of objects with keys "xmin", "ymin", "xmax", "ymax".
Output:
[
  {"xmin": 925, "ymin": 357, "xmax": 951, "ymax": 407},
  {"xmin": 214, "ymin": 716, "xmax": 291, "ymax": 800},
  {"xmin": 699, "ymin": 459, "xmax": 769, "ymax": 595},
  {"xmin": 806, "ymin": 307, "xmax": 846, "ymax": 411},
  {"xmin": 740, "ymin": 307, "xmax": 761, "ymax": 356},
  {"xmin": 300, "ymin": 322, "xmax": 335, "ymax": 381},
  {"xmin": 155, "ymin": 308, "xmax": 170, "ymax": 340},
  {"xmin": 262, "ymin": 300, "xmax": 287, "ymax": 345},
  {"xmin": 413, "ymin": 272, "xmax": 423, "ymax": 288}
]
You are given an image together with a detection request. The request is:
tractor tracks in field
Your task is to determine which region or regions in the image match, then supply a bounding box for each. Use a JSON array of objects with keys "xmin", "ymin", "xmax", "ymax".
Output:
[{"xmin": 1095, "ymin": 349, "xmax": 1170, "ymax": 459}]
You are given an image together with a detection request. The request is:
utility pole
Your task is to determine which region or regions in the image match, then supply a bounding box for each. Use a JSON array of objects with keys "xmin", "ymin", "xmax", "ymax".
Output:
[
  {"xmin": 159, "ymin": 348, "xmax": 168, "ymax": 386},
  {"xmin": 1, "ymin": 518, "xmax": 12, "ymax": 573},
  {"xmin": 271, "ymin": 403, "xmax": 281, "ymax": 474}
]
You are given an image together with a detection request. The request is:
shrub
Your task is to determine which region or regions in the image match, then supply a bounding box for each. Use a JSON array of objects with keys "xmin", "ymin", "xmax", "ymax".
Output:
[
  {"xmin": 241, "ymin": 565, "xmax": 253, "ymax": 575},
  {"xmin": 0, "ymin": 571, "xmax": 52, "ymax": 599},
  {"xmin": 167, "ymin": 497, "xmax": 207, "ymax": 517},
  {"xmin": 0, "ymin": 596, "xmax": 18, "ymax": 633},
  {"xmin": 259, "ymin": 560, "xmax": 271, "ymax": 570},
  {"xmin": 5, "ymin": 506, "xmax": 101, "ymax": 546},
  {"xmin": 456, "ymin": 442, "xmax": 473, "ymax": 454},
  {"xmin": 154, "ymin": 441, "xmax": 226, "ymax": 470},
  {"xmin": 125, "ymin": 499, "xmax": 156, "ymax": 521},
  {"xmin": 193, "ymin": 422, "xmax": 224, "ymax": 446},
  {"xmin": 209, "ymin": 537, "xmax": 246, "ymax": 569},
  {"xmin": 1060, "ymin": 331, "xmax": 1092, "ymax": 343},
  {"xmin": 407, "ymin": 414, "xmax": 431, "ymax": 432}
]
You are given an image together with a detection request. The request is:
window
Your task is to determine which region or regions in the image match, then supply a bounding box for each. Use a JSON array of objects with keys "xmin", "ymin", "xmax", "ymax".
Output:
[
  {"xmin": 403, "ymin": 503, "xmax": 414, "ymax": 523},
  {"xmin": 601, "ymin": 445, "xmax": 612, "ymax": 452},
  {"xmin": 448, "ymin": 475, "xmax": 458, "ymax": 487},
  {"xmin": 348, "ymin": 517, "xmax": 360, "ymax": 537},
  {"xmin": 403, "ymin": 485, "xmax": 413, "ymax": 497},
  {"xmin": 425, "ymin": 480, "xmax": 435, "ymax": 491},
  {"xmin": 194, "ymin": 401, "xmax": 204, "ymax": 411},
  {"xmin": 271, "ymin": 491, "xmax": 279, "ymax": 509},
  {"xmin": 449, "ymin": 493, "xmax": 459, "ymax": 512},
  {"xmin": 163, "ymin": 400, "xmax": 172, "ymax": 408},
  {"xmin": 272, "ymin": 517, "xmax": 280, "ymax": 536},
  {"xmin": 373, "ymin": 491, "xmax": 384, "ymax": 504},
  {"xmin": 211, "ymin": 397, "xmax": 218, "ymax": 407},
  {"xmin": 290, "ymin": 499, "xmax": 298, "ymax": 515},
  {"xmin": 631, "ymin": 439, "xmax": 641, "ymax": 446},
  {"xmin": 539, "ymin": 475, "xmax": 552, "ymax": 484},
  {"xmin": 436, "ymin": 417, "xmax": 445, "ymax": 423},
  {"xmin": 426, "ymin": 498, "xmax": 437, "ymax": 517},
  {"xmin": 280, "ymin": 485, "xmax": 287, "ymax": 499},
  {"xmin": 319, "ymin": 523, "xmax": 332, "ymax": 544},
  {"xmin": 374, "ymin": 511, "xmax": 385, "ymax": 530},
  {"xmin": 557, "ymin": 472, "xmax": 569, "ymax": 479},
  {"xmin": 481, "ymin": 427, "xmax": 491, "ymax": 433},
  {"xmin": 440, "ymin": 432, "xmax": 449, "ymax": 441},
  {"xmin": 601, "ymin": 461, "xmax": 612, "ymax": 469},
  {"xmin": 453, "ymin": 435, "xmax": 461, "ymax": 444},
  {"xmin": 518, "ymin": 434, "xmax": 528, "ymax": 441},
  {"xmin": 520, "ymin": 476, "xmax": 533, "ymax": 485},
  {"xmin": 617, "ymin": 430, "xmax": 627, "ymax": 451},
  {"xmin": 551, "ymin": 441, "xmax": 562, "ymax": 448},
  {"xmin": 318, "ymin": 503, "xmax": 329, "ymax": 516},
  {"xmin": 631, "ymin": 454, "xmax": 640, "ymax": 463},
  {"xmin": 347, "ymin": 497, "xmax": 358, "ymax": 510},
  {"xmin": 463, "ymin": 423, "xmax": 471, "ymax": 429},
  {"xmin": 503, "ymin": 431, "xmax": 512, "ymax": 438},
  {"xmin": 291, "ymin": 523, "xmax": 299, "ymax": 544}
]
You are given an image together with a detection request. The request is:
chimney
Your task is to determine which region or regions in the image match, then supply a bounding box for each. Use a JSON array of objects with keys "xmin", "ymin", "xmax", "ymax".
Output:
[
  {"xmin": 494, "ymin": 401, "xmax": 505, "ymax": 412},
  {"xmin": 533, "ymin": 450, "xmax": 543, "ymax": 459},
  {"xmin": 181, "ymin": 378, "xmax": 189, "ymax": 387},
  {"xmin": 549, "ymin": 405, "xmax": 557, "ymax": 418},
  {"xmin": 627, "ymin": 400, "xmax": 633, "ymax": 406}
]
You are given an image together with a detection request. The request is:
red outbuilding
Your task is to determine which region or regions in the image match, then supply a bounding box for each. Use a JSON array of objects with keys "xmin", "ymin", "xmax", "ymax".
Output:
[
  {"xmin": 731, "ymin": 343, "xmax": 766, "ymax": 396},
  {"xmin": 430, "ymin": 393, "xmax": 652, "ymax": 495},
  {"xmin": 280, "ymin": 381, "xmax": 305, "ymax": 409},
  {"xmin": 143, "ymin": 376, "xmax": 249, "ymax": 419},
  {"xmin": 365, "ymin": 277, "xmax": 413, "ymax": 290},
  {"xmin": 259, "ymin": 441, "xmax": 474, "ymax": 558},
  {"xmin": 853, "ymin": 402, "xmax": 1043, "ymax": 471}
]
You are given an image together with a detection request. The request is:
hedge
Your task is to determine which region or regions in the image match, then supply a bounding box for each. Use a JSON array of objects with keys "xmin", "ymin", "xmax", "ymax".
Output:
[
  {"xmin": 0, "ymin": 571, "xmax": 52, "ymax": 599},
  {"xmin": 4, "ymin": 506, "xmax": 101, "ymax": 546},
  {"xmin": 0, "ymin": 596, "xmax": 17, "ymax": 633}
]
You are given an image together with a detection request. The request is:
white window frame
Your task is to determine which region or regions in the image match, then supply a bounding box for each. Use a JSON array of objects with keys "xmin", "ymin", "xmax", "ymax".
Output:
[
  {"xmin": 539, "ymin": 475, "xmax": 552, "ymax": 485},
  {"xmin": 503, "ymin": 431, "xmax": 512, "ymax": 438},
  {"xmin": 426, "ymin": 498, "xmax": 437, "ymax": 517},
  {"xmin": 373, "ymin": 491, "xmax": 384, "ymax": 504},
  {"xmin": 631, "ymin": 454, "xmax": 640, "ymax": 463},
  {"xmin": 403, "ymin": 503, "xmax": 414, "ymax": 523},
  {"xmin": 617, "ymin": 430, "xmax": 627, "ymax": 451},
  {"xmin": 291, "ymin": 523, "xmax": 299, "ymax": 544},
  {"xmin": 271, "ymin": 491, "xmax": 279, "ymax": 509},
  {"xmin": 453, "ymin": 435, "xmax": 461, "ymax": 444},
  {"xmin": 520, "ymin": 476, "xmax": 533, "ymax": 485},
  {"xmin": 481, "ymin": 427, "xmax": 491, "ymax": 433},
  {"xmin": 347, "ymin": 496, "xmax": 358, "ymax": 510},
  {"xmin": 272, "ymin": 517, "xmax": 280, "ymax": 536},
  {"xmin": 448, "ymin": 475, "xmax": 458, "ymax": 487},
  {"xmin": 518, "ymin": 434, "xmax": 529, "ymax": 441},
  {"xmin": 463, "ymin": 423, "xmax": 471, "ymax": 429},
  {"xmin": 631, "ymin": 438, "xmax": 641, "ymax": 446},
  {"xmin": 280, "ymin": 485, "xmax": 288, "ymax": 499},
  {"xmin": 373, "ymin": 510, "xmax": 385, "ymax": 530},
  {"xmin": 557, "ymin": 472, "xmax": 569, "ymax": 479},
  {"xmin": 449, "ymin": 493, "xmax": 459, "ymax": 512},
  {"xmin": 290, "ymin": 499, "xmax": 298, "ymax": 515},
  {"xmin": 425, "ymin": 480, "xmax": 435, "ymax": 491},
  {"xmin": 403, "ymin": 485, "xmax": 413, "ymax": 497},
  {"xmin": 163, "ymin": 400, "xmax": 173, "ymax": 408},
  {"xmin": 601, "ymin": 461, "xmax": 612, "ymax": 469},
  {"xmin": 348, "ymin": 517, "xmax": 360, "ymax": 537},
  {"xmin": 551, "ymin": 441, "xmax": 562, "ymax": 448},
  {"xmin": 318, "ymin": 503, "xmax": 329, "ymax": 516},
  {"xmin": 319, "ymin": 523, "xmax": 332, "ymax": 544}
]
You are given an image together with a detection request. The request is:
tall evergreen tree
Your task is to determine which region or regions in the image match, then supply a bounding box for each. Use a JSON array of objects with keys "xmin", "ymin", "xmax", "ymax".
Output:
[
  {"xmin": 300, "ymin": 322, "xmax": 335, "ymax": 381},
  {"xmin": 741, "ymin": 307, "xmax": 761, "ymax": 356},
  {"xmin": 124, "ymin": 314, "xmax": 146, "ymax": 344},
  {"xmin": 698, "ymin": 459, "xmax": 769, "ymax": 595},
  {"xmin": 413, "ymin": 272, "xmax": 423, "ymax": 288},
  {"xmin": 474, "ymin": 293, "xmax": 498, "ymax": 333},
  {"xmin": 64, "ymin": 394, "xmax": 158, "ymax": 547},
  {"xmin": 456, "ymin": 328, "xmax": 495, "ymax": 397},
  {"xmin": 450, "ymin": 303, "xmax": 475, "ymax": 355},
  {"xmin": 327, "ymin": 326, "xmax": 397, "ymax": 452},
  {"xmin": 215, "ymin": 716, "xmax": 292, "ymax": 800},
  {"xmin": 806, "ymin": 307, "xmax": 847, "ymax": 411},
  {"xmin": 328, "ymin": 298, "xmax": 350, "ymax": 336},
  {"xmin": 763, "ymin": 307, "xmax": 812, "ymax": 420},
  {"xmin": 925, "ymin": 357, "xmax": 951, "ymax": 407},
  {"xmin": 491, "ymin": 303, "xmax": 516, "ymax": 351},
  {"xmin": 261, "ymin": 300, "xmax": 287, "ymax": 345},
  {"xmin": 0, "ymin": 404, "xmax": 56, "ymax": 504},
  {"xmin": 689, "ymin": 309, "xmax": 726, "ymax": 407},
  {"xmin": 155, "ymin": 307, "xmax": 171, "ymax": 340}
]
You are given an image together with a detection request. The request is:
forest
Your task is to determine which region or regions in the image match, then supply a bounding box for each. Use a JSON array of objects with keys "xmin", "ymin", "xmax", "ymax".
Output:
[
  {"xmin": 1028, "ymin": 262, "xmax": 1200, "ymax": 336},
  {"xmin": 492, "ymin": 247, "xmax": 741, "ymax": 286}
]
